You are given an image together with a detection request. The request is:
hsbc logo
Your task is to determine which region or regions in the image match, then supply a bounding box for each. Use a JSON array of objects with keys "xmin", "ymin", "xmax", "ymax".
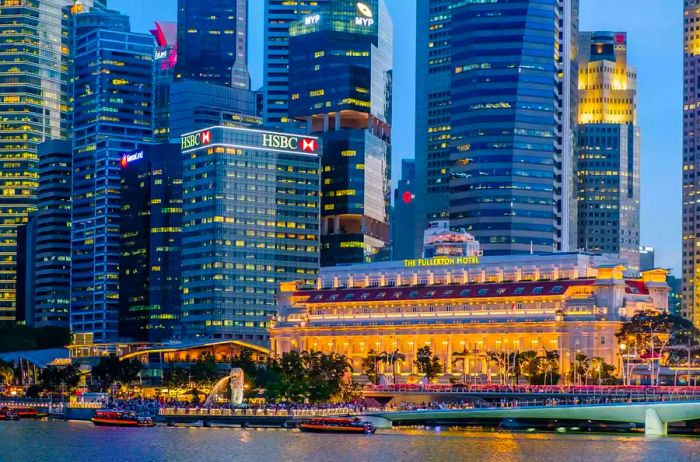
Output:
[
  {"xmin": 262, "ymin": 133, "xmax": 318, "ymax": 153},
  {"xmin": 181, "ymin": 129, "xmax": 212, "ymax": 150}
]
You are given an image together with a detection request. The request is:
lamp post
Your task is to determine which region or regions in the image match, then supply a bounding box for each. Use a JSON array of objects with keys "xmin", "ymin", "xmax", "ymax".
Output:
[
  {"xmin": 619, "ymin": 343, "xmax": 627, "ymax": 385},
  {"xmin": 654, "ymin": 329, "xmax": 691, "ymax": 386}
]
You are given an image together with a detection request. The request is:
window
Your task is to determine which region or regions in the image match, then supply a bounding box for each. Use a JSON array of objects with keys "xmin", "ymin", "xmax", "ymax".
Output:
[
  {"xmin": 328, "ymin": 294, "xmax": 339, "ymax": 301},
  {"xmin": 426, "ymin": 290, "xmax": 436, "ymax": 297},
  {"xmin": 376, "ymin": 292, "xmax": 386, "ymax": 299},
  {"xmin": 478, "ymin": 289, "xmax": 488, "ymax": 295},
  {"xmin": 409, "ymin": 291, "xmax": 419, "ymax": 298},
  {"xmin": 360, "ymin": 293, "xmax": 370, "ymax": 300},
  {"xmin": 533, "ymin": 287, "xmax": 543, "ymax": 294},
  {"xmin": 459, "ymin": 289, "xmax": 471, "ymax": 296},
  {"xmin": 514, "ymin": 287, "xmax": 525, "ymax": 295},
  {"xmin": 443, "ymin": 289, "xmax": 453, "ymax": 296},
  {"xmin": 312, "ymin": 295, "xmax": 324, "ymax": 301},
  {"xmin": 551, "ymin": 286, "xmax": 564, "ymax": 293},
  {"xmin": 344, "ymin": 293, "xmax": 355, "ymax": 300},
  {"xmin": 496, "ymin": 288, "xmax": 507, "ymax": 295},
  {"xmin": 393, "ymin": 292, "xmax": 403, "ymax": 299}
]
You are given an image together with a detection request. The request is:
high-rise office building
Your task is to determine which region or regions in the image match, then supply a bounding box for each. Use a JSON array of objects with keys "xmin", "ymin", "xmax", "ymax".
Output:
[
  {"xmin": 119, "ymin": 144, "xmax": 182, "ymax": 342},
  {"xmin": 33, "ymin": 140, "xmax": 73, "ymax": 328},
  {"xmin": 175, "ymin": 0, "xmax": 250, "ymax": 90},
  {"xmin": 392, "ymin": 159, "xmax": 417, "ymax": 261},
  {"xmin": 179, "ymin": 126, "xmax": 320, "ymax": 343},
  {"xmin": 0, "ymin": 1, "xmax": 85, "ymax": 322},
  {"xmin": 263, "ymin": 0, "xmax": 332, "ymax": 125},
  {"xmin": 577, "ymin": 32, "xmax": 640, "ymax": 272},
  {"xmin": 639, "ymin": 246, "xmax": 655, "ymax": 272},
  {"xmin": 169, "ymin": 80, "xmax": 262, "ymax": 139},
  {"xmin": 414, "ymin": 0, "xmax": 453, "ymax": 260},
  {"xmin": 151, "ymin": 21, "xmax": 178, "ymax": 142},
  {"xmin": 70, "ymin": 8, "xmax": 154, "ymax": 342},
  {"xmin": 287, "ymin": 0, "xmax": 393, "ymax": 266},
  {"xmin": 447, "ymin": 0, "xmax": 579, "ymax": 256},
  {"xmin": 684, "ymin": 1, "xmax": 700, "ymax": 323}
]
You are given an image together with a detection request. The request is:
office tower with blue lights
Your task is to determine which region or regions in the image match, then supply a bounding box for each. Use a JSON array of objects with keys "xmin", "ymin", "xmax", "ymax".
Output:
[
  {"xmin": 263, "ymin": 0, "xmax": 333, "ymax": 126},
  {"xmin": 151, "ymin": 21, "xmax": 178, "ymax": 142},
  {"xmin": 392, "ymin": 159, "xmax": 417, "ymax": 261},
  {"xmin": 0, "ymin": 0, "xmax": 106, "ymax": 322},
  {"xmin": 119, "ymin": 144, "xmax": 183, "ymax": 342},
  {"xmin": 684, "ymin": 0, "xmax": 700, "ymax": 323},
  {"xmin": 175, "ymin": 0, "xmax": 250, "ymax": 90},
  {"xmin": 577, "ymin": 31, "xmax": 640, "ymax": 272},
  {"xmin": 446, "ymin": 0, "xmax": 579, "ymax": 256},
  {"xmin": 179, "ymin": 127, "xmax": 320, "ymax": 343},
  {"xmin": 70, "ymin": 8, "xmax": 154, "ymax": 342},
  {"xmin": 287, "ymin": 0, "xmax": 393, "ymax": 266}
]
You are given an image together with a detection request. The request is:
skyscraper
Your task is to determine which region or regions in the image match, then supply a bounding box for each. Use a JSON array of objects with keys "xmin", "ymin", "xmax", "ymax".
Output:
[
  {"xmin": 175, "ymin": 0, "xmax": 250, "ymax": 90},
  {"xmin": 287, "ymin": 0, "xmax": 393, "ymax": 266},
  {"xmin": 392, "ymin": 159, "xmax": 417, "ymax": 261},
  {"xmin": 577, "ymin": 32, "xmax": 640, "ymax": 272},
  {"xmin": 179, "ymin": 126, "xmax": 320, "ymax": 343},
  {"xmin": 33, "ymin": 140, "xmax": 73, "ymax": 328},
  {"xmin": 151, "ymin": 21, "xmax": 178, "ymax": 142},
  {"xmin": 0, "ymin": 1, "xmax": 86, "ymax": 322},
  {"xmin": 447, "ymin": 0, "xmax": 579, "ymax": 256},
  {"xmin": 685, "ymin": 0, "xmax": 700, "ymax": 323},
  {"xmin": 119, "ymin": 144, "xmax": 182, "ymax": 342},
  {"xmin": 414, "ymin": 0, "xmax": 454, "ymax": 260},
  {"xmin": 263, "ymin": 0, "xmax": 332, "ymax": 125},
  {"xmin": 70, "ymin": 8, "xmax": 154, "ymax": 342}
]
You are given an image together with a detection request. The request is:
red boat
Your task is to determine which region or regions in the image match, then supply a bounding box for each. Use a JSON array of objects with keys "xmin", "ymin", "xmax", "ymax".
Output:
[
  {"xmin": 91, "ymin": 410, "xmax": 155, "ymax": 427},
  {"xmin": 300, "ymin": 417, "xmax": 376, "ymax": 434},
  {"xmin": 14, "ymin": 407, "xmax": 46, "ymax": 419},
  {"xmin": 0, "ymin": 407, "xmax": 19, "ymax": 421}
]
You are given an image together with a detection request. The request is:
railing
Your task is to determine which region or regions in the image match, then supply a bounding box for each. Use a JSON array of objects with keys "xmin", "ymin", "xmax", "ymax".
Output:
[
  {"xmin": 158, "ymin": 406, "xmax": 384, "ymax": 418},
  {"xmin": 364, "ymin": 384, "xmax": 700, "ymax": 398}
]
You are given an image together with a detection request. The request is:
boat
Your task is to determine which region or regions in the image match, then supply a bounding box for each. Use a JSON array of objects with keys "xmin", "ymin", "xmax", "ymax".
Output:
[
  {"xmin": 299, "ymin": 417, "xmax": 376, "ymax": 434},
  {"xmin": 91, "ymin": 410, "xmax": 155, "ymax": 427},
  {"xmin": 14, "ymin": 407, "xmax": 47, "ymax": 419},
  {"xmin": 0, "ymin": 408, "xmax": 19, "ymax": 421}
]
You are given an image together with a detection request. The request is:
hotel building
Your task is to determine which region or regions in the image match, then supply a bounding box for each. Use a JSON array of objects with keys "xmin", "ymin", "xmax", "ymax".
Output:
[
  {"xmin": 271, "ymin": 253, "xmax": 669, "ymax": 381},
  {"xmin": 577, "ymin": 31, "xmax": 640, "ymax": 272},
  {"xmin": 180, "ymin": 126, "xmax": 320, "ymax": 344}
]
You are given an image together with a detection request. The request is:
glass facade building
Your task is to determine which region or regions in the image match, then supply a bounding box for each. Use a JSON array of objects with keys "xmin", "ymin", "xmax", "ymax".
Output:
[
  {"xmin": 151, "ymin": 21, "xmax": 178, "ymax": 142},
  {"xmin": 120, "ymin": 144, "xmax": 183, "ymax": 342},
  {"xmin": 70, "ymin": 9, "xmax": 154, "ymax": 342},
  {"xmin": 684, "ymin": 1, "xmax": 700, "ymax": 323},
  {"xmin": 414, "ymin": 0, "xmax": 454, "ymax": 260},
  {"xmin": 391, "ymin": 159, "xmax": 417, "ymax": 261},
  {"xmin": 0, "ymin": 0, "xmax": 79, "ymax": 322},
  {"xmin": 448, "ymin": 0, "xmax": 579, "ymax": 256},
  {"xmin": 175, "ymin": 0, "xmax": 250, "ymax": 90},
  {"xmin": 33, "ymin": 140, "xmax": 72, "ymax": 328},
  {"xmin": 287, "ymin": 0, "xmax": 393, "ymax": 266},
  {"xmin": 168, "ymin": 80, "xmax": 261, "ymax": 140},
  {"xmin": 180, "ymin": 126, "xmax": 320, "ymax": 343},
  {"xmin": 577, "ymin": 31, "xmax": 640, "ymax": 272},
  {"xmin": 263, "ymin": 0, "xmax": 332, "ymax": 125}
]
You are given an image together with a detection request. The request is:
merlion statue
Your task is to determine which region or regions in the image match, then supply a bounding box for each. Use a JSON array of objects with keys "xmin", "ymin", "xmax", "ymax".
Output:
[
  {"xmin": 204, "ymin": 368, "xmax": 246, "ymax": 406},
  {"xmin": 229, "ymin": 368, "xmax": 245, "ymax": 405}
]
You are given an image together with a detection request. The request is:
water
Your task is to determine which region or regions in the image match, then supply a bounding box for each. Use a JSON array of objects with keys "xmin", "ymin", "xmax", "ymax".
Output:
[{"xmin": 1, "ymin": 420, "xmax": 700, "ymax": 462}]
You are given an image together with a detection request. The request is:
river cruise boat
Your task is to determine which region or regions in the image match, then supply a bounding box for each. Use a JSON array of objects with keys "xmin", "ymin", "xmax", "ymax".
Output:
[
  {"xmin": 0, "ymin": 407, "xmax": 19, "ymax": 421},
  {"xmin": 91, "ymin": 410, "xmax": 155, "ymax": 427},
  {"xmin": 14, "ymin": 407, "xmax": 46, "ymax": 419},
  {"xmin": 299, "ymin": 417, "xmax": 376, "ymax": 434}
]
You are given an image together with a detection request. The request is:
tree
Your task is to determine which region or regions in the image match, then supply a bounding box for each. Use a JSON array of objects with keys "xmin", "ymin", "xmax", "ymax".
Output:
[
  {"xmin": 361, "ymin": 349, "xmax": 381, "ymax": 385},
  {"xmin": 162, "ymin": 363, "xmax": 189, "ymax": 392},
  {"xmin": 414, "ymin": 346, "xmax": 443, "ymax": 382},
  {"xmin": 0, "ymin": 359, "xmax": 15, "ymax": 386},
  {"xmin": 189, "ymin": 354, "xmax": 220, "ymax": 389},
  {"xmin": 380, "ymin": 350, "xmax": 406, "ymax": 385},
  {"xmin": 40, "ymin": 364, "xmax": 81, "ymax": 396},
  {"xmin": 90, "ymin": 356, "xmax": 143, "ymax": 392},
  {"xmin": 617, "ymin": 311, "xmax": 698, "ymax": 356},
  {"xmin": 518, "ymin": 351, "xmax": 539, "ymax": 385}
]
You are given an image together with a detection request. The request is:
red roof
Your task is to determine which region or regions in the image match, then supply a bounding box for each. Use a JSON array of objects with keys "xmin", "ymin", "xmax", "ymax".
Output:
[
  {"xmin": 625, "ymin": 280, "xmax": 649, "ymax": 295},
  {"xmin": 296, "ymin": 279, "xmax": 599, "ymax": 304}
]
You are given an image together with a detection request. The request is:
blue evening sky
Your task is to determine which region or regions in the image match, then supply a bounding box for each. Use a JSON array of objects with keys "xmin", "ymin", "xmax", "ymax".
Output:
[{"xmin": 112, "ymin": 0, "xmax": 682, "ymax": 273}]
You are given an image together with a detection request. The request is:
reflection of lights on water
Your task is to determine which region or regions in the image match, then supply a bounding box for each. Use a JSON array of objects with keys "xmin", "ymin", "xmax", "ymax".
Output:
[{"xmin": 434, "ymin": 426, "xmax": 441, "ymax": 433}]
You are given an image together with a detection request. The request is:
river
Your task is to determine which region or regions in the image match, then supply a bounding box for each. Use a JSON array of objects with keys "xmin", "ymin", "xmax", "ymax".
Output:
[{"xmin": 1, "ymin": 420, "xmax": 700, "ymax": 462}]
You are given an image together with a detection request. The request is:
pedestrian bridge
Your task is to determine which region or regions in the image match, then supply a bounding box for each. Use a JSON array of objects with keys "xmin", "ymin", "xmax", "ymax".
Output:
[{"xmin": 365, "ymin": 400, "xmax": 700, "ymax": 435}]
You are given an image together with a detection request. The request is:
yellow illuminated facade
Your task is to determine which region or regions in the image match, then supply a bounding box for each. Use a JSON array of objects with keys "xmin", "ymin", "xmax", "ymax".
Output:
[
  {"xmin": 684, "ymin": 2, "xmax": 700, "ymax": 325},
  {"xmin": 576, "ymin": 32, "xmax": 640, "ymax": 272},
  {"xmin": 271, "ymin": 255, "xmax": 670, "ymax": 382}
]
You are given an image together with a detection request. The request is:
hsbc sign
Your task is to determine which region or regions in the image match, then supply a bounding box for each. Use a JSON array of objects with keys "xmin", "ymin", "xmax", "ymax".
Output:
[
  {"xmin": 181, "ymin": 129, "xmax": 212, "ymax": 150},
  {"xmin": 261, "ymin": 133, "xmax": 318, "ymax": 153}
]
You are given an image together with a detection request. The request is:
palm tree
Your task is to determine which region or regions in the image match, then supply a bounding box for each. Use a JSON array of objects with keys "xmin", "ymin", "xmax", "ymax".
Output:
[
  {"xmin": 452, "ymin": 349, "xmax": 469, "ymax": 383},
  {"xmin": 380, "ymin": 350, "xmax": 406, "ymax": 385},
  {"xmin": 0, "ymin": 361, "xmax": 14, "ymax": 386}
]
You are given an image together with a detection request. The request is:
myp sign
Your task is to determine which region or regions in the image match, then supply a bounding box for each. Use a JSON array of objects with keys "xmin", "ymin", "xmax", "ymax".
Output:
[{"xmin": 355, "ymin": 2, "xmax": 374, "ymax": 27}]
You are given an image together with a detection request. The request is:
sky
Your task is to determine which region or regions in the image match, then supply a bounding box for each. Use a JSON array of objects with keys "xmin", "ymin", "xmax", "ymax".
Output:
[{"xmin": 112, "ymin": 0, "xmax": 682, "ymax": 273}]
